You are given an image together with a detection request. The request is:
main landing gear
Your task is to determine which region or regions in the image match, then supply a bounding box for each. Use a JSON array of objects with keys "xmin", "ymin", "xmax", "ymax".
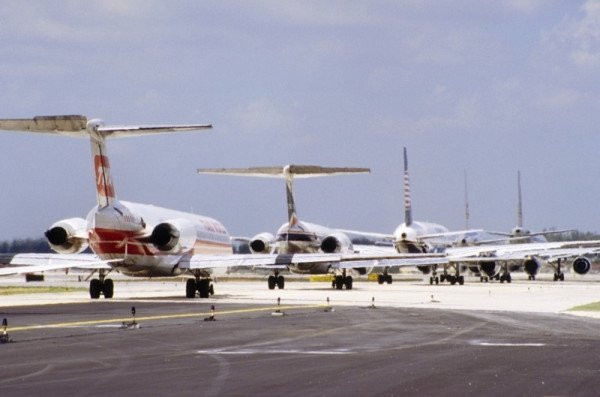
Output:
[
  {"xmin": 332, "ymin": 269, "xmax": 353, "ymax": 290},
  {"xmin": 268, "ymin": 271, "xmax": 285, "ymax": 289},
  {"xmin": 89, "ymin": 270, "xmax": 113, "ymax": 299},
  {"xmin": 434, "ymin": 266, "xmax": 464, "ymax": 285},
  {"xmin": 186, "ymin": 274, "xmax": 215, "ymax": 298},
  {"xmin": 377, "ymin": 274, "xmax": 393, "ymax": 284},
  {"xmin": 499, "ymin": 263, "xmax": 512, "ymax": 283},
  {"xmin": 553, "ymin": 258, "xmax": 565, "ymax": 282}
]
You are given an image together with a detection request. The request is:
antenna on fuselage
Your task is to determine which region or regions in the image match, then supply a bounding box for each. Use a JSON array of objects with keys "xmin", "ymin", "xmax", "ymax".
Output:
[
  {"xmin": 197, "ymin": 165, "xmax": 370, "ymax": 226},
  {"xmin": 403, "ymin": 147, "xmax": 413, "ymax": 227},
  {"xmin": 0, "ymin": 115, "xmax": 212, "ymax": 208}
]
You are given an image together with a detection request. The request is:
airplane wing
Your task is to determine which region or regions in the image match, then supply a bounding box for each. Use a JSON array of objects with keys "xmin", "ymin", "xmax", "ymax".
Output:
[
  {"xmin": 0, "ymin": 253, "xmax": 116, "ymax": 276},
  {"xmin": 180, "ymin": 252, "xmax": 447, "ymax": 270},
  {"xmin": 418, "ymin": 229, "xmax": 485, "ymax": 240},
  {"xmin": 447, "ymin": 241, "xmax": 600, "ymax": 263}
]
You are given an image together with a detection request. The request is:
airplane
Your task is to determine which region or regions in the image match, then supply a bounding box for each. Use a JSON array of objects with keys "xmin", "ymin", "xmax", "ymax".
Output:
[
  {"xmin": 0, "ymin": 115, "xmax": 446, "ymax": 298},
  {"xmin": 197, "ymin": 165, "xmax": 447, "ymax": 290},
  {"xmin": 477, "ymin": 171, "xmax": 572, "ymax": 246}
]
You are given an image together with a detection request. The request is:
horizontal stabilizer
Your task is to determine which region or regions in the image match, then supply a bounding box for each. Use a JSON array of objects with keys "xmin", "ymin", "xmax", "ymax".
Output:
[
  {"xmin": 0, "ymin": 115, "xmax": 212, "ymax": 138},
  {"xmin": 197, "ymin": 165, "xmax": 370, "ymax": 178}
]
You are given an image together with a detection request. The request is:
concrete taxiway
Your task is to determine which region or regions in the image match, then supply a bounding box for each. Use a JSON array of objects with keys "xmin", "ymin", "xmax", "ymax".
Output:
[{"xmin": 1, "ymin": 275, "xmax": 600, "ymax": 396}]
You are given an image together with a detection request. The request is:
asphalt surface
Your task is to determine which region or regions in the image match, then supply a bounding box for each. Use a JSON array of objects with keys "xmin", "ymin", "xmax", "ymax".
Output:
[{"xmin": 1, "ymin": 299, "xmax": 600, "ymax": 396}]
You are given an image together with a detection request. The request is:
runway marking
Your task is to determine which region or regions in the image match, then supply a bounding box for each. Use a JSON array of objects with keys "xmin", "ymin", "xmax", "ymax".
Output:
[
  {"xmin": 6, "ymin": 304, "xmax": 327, "ymax": 333},
  {"xmin": 197, "ymin": 348, "xmax": 352, "ymax": 355},
  {"xmin": 470, "ymin": 341, "xmax": 546, "ymax": 347}
]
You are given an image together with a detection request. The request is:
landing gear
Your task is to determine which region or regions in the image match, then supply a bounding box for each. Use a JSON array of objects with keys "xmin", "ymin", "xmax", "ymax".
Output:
[
  {"xmin": 186, "ymin": 274, "xmax": 215, "ymax": 298},
  {"xmin": 268, "ymin": 271, "xmax": 285, "ymax": 290},
  {"xmin": 377, "ymin": 274, "xmax": 392, "ymax": 284},
  {"xmin": 528, "ymin": 275, "xmax": 536, "ymax": 281},
  {"xmin": 333, "ymin": 270, "xmax": 353, "ymax": 290},
  {"xmin": 553, "ymin": 259, "xmax": 565, "ymax": 282},
  {"xmin": 89, "ymin": 271, "xmax": 113, "ymax": 299},
  {"xmin": 429, "ymin": 276, "xmax": 439, "ymax": 285},
  {"xmin": 480, "ymin": 276, "xmax": 489, "ymax": 283},
  {"xmin": 500, "ymin": 273, "xmax": 512, "ymax": 283}
]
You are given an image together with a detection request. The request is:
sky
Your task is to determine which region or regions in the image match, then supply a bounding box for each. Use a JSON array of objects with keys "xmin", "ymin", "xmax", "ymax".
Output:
[{"xmin": 0, "ymin": 0, "xmax": 599, "ymax": 241}]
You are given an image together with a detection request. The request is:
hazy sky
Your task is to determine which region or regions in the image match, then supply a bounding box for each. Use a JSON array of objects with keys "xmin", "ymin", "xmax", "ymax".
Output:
[{"xmin": 0, "ymin": 0, "xmax": 599, "ymax": 241}]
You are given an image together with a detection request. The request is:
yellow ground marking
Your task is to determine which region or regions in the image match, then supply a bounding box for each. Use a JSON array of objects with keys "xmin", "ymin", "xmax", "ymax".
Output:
[{"xmin": 7, "ymin": 304, "xmax": 328, "ymax": 332}]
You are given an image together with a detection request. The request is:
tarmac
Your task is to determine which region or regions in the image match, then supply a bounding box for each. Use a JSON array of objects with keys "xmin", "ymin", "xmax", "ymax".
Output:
[{"xmin": 1, "ymin": 273, "xmax": 600, "ymax": 396}]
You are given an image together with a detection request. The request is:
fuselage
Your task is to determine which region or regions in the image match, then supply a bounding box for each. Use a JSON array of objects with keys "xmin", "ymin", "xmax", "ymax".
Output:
[
  {"xmin": 393, "ymin": 221, "xmax": 449, "ymax": 253},
  {"xmin": 86, "ymin": 200, "xmax": 232, "ymax": 277}
]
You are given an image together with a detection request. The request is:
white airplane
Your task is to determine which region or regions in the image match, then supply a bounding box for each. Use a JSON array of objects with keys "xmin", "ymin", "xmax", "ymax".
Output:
[
  {"xmin": 0, "ymin": 115, "xmax": 446, "ymax": 298},
  {"xmin": 484, "ymin": 171, "xmax": 572, "ymax": 245},
  {"xmin": 387, "ymin": 148, "xmax": 484, "ymax": 285},
  {"xmin": 197, "ymin": 165, "xmax": 446, "ymax": 290}
]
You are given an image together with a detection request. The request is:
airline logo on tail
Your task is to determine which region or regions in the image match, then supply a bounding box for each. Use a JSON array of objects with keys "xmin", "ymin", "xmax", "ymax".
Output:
[{"xmin": 94, "ymin": 155, "xmax": 115, "ymax": 199}]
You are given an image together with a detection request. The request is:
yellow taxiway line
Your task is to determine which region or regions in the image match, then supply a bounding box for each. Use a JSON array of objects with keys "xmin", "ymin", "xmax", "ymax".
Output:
[{"xmin": 7, "ymin": 304, "xmax": 328, "ymax": 332}]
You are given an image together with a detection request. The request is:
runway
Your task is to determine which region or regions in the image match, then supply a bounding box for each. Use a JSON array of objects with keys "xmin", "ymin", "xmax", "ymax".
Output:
[{"xmin": 2, "ymin": 277, "xmax": 600, "ymax": 396}]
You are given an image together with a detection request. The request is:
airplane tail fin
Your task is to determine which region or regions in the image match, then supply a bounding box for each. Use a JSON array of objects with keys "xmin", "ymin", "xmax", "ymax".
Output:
[
  {"xmin": 517, "ymin": 170, "xmax": 523, "ymax": 228},
  {"xmin": 0, "ymin": 115, "xmax": 212, "ymax": 208},
  {"xmin": 403, "ymin": 147, "xmax": 413, "ymax": 226},
  {"xmin": 464, "ymin": 170, "xmax": 470, "ymax": 230},
  {"xmin": 197, "ymin": 165, "xmax": 370, "ymax": 225}
]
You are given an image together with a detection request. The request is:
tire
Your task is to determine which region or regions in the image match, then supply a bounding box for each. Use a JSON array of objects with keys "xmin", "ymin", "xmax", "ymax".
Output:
[
  {"xmin": 344, "ymin": 276, "xmax": 353, "ymax": 290},
  {"xmin": 559, "ymin": 273, "xmax": 564, "ymax": 281},
  {"xmin": 429, "ymin": 277, "xmax": 433, "ymax": 285},
  {"xmin": 450, "ymin": 277, "xmax": 457, "ymax": 285},
  {"xmin": 186, "ymin": 279, "xmax": 196, "ymax": 298},
  {"xmin": 90, "ymin": 279, "xmax": 101, "ymax": 299},
  {"xmin": 268, "ymin": 275, "xmax": 276, "ymax": 290},
  {"xmin": 276, "ymin": 275, "xmax": 285, "ymax": 289},
  {"xmin": 434, "ymin": 276, "xmax": 439, "ymax": 285},
  {"xmin": 377, "ymin": 275, "xmax": 384, "ymax": 285},
  {"xmin": 335, "ymin": 276, "xmax": 344, "ymax": 290},
  {"xmin": 553, "ymin": 273, "xmax": 558, "ymax": 281},
  {"xmin": 386, "ymin": 275, "xmax": 393, "ymax": 284},
  {"xmin": 506, "ymin": 274, "xmax": 512, "ymax": 283},
  {"xmin": 198, "ymin": 279, "xmax": 210, "ymax": 298},
  {"xmin": 458, "ymin": 275, "xmax": 464, "ymax": 285},
  {"xmin": 102, "ymin": 279, "xmax": 114, "ymax": 298},
  {"xmin": 441, "ymin": 274, "xmax": 447, "ymax": 283},
  {"xmin": 209, "ymin": 284, "xmax": 215, "ymax": 295}
]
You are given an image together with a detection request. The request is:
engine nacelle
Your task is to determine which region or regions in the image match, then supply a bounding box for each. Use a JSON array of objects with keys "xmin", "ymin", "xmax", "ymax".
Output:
[
  {"xmin": 320, "ymin": 233, "xmax": 353, "ymax": 254},
  {"xmin": 249, "ymin": 233, "xmax": 274, "ymax": 254},
  {"xmin": 45, "ymin": 217, "xmax": 89, "ymax": 254},
  {"xmin": 573, "ymin": 257, "xmax": 591, "ymax": 275},
  {"xmin": 524, "ymin": 256, "xmax": 543, "ymax": 277},
  {"xmin": 149, "ymin": 218, "xmax": 196, "ymax": 253},
  {"xmin": 479, "ymin": 262, "xmax": 498, "ymax": 278}
]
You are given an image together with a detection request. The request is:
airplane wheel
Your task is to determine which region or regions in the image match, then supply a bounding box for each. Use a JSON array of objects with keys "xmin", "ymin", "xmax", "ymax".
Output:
[
  {"xmin": 553, "ymin": 273, "xmax": 558, "ymax": 281},
  {"xmin": 276, "ymin": 276, "xmax": 285, "ymax": 289},
  {"xmin": 103, "ymin": 279, "xmax": 114, "ymax": 298},
  {"xmin": 434, "ymin": 276, "xmax": 439, "ymax": 285},
  {"xmin": 335, "ymin": 276, "xmax": 344, "ymax": 290},
  {"xmin": 345, "ymin": 276, "xmax": 353, "ymax": 290},
  {"xmin": 198, "ymin": 279, "xmax": 210, "ymax": 298},
  {"xmin": 89, "ymin": 279, "xmax": 101, "ymax": 299},
  {"xmin": 458, "ymin": 275, "xmax": 464, "ymax": 285},
  {"xmin": 429, "ymin": 277, "xmax": 433, "ymax": 285},
  {"xmin": 268, "ymin": 275, "xmax": 276, "ymax": 290},
  {"xmin": 506, "ymin": 274, "xmax": 512, "ymax": 283},
  {"xmin": 377, "ymin": 275, "xmax": 384, "ymax": 285},
  {"xmin": 559, "ymin": 273, "xmax": 564, "ymax": 281},
  {"xmin": 441, "ymin": 274, "xmax": 447, "ymax": 283},
  {"xmin": 209, "ymin": 284, "xmax": 215, "ymax": 295},
  {"xmin": 186, "ymin": 279, "xmax": 196, "ymax": 298},
  {"xmin": 386, "ymin": 275, "xmax": 393, "ymax": 284}
]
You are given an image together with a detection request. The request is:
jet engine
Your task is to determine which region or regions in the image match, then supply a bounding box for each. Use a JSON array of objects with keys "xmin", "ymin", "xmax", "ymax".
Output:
[
  {"xmin": 573, "ymin": 257, "xmax": 591, "ymax": 275},
  {"xmin": 45, "ymin": 217, "xmax": 89, "ymax": 254},
  {"xmin": 149, "ymin": 218, "xmax": 196, "ymax": 253},
  {"xmin": 320, "ymin": 233, "xmax": 353, "ymax": 254},
  {"xmin": 249, "ymin": 233, "xmax": 274, "ymax": 254},
  {"xmin": 524, "ymin": 256, "xmax": 543, "ymax": 277},
  {"xmin": 478, "ymin": 261, "xmax": 498, "ymax": 278}
]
